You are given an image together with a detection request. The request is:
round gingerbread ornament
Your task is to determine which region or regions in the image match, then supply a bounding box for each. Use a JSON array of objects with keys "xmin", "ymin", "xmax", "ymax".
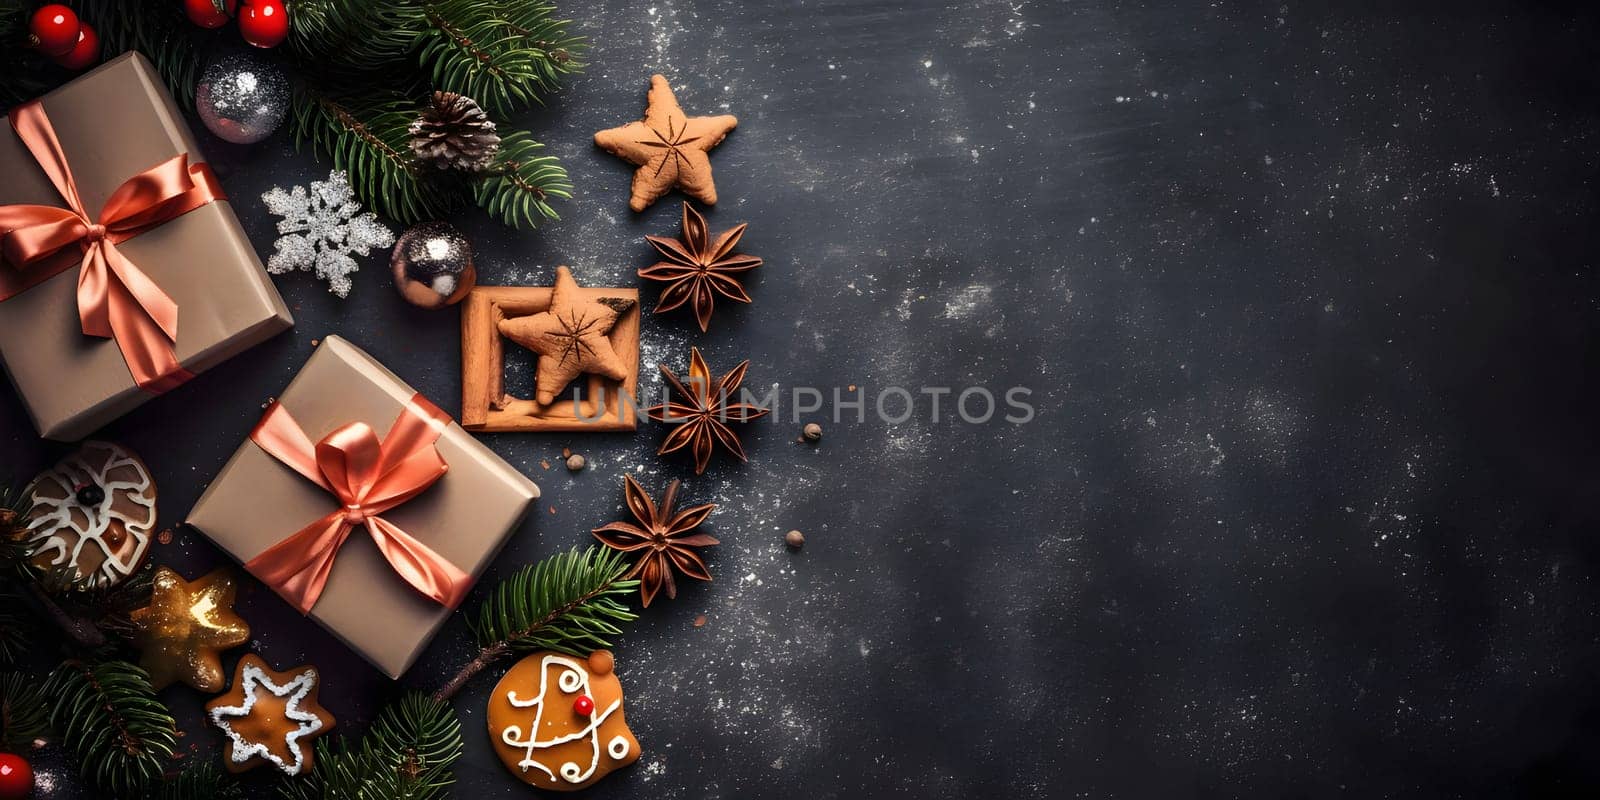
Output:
[
  {"xmin": 488, "ymin": 650, "xmax": 640, "ymax": 791},
  {"xmin": 24, "ymin": 441, "xmax": 156, "ymax": 588}
]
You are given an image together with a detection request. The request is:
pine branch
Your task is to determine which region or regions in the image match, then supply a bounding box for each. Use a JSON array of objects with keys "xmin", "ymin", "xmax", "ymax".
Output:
[
  {"xmin": 473, "ymin": 128, "xmax": 570, "ymax": 228},
  {"xmin": 436, "ymin": 547, "xmax": 637, "ymax": 701},
  {"xmin": 280, "ymin": 692, "xmax": 462, "ymax": 800},
  {"xmin": 71, "ymin": 0, "xmax": 203, "ymax": 109},
  {"xmin": 417, "ymin": 0, "xmax": 582, "ymax": 116},
  {"xmin": 0, "ymin": 483, "xmax": 36, "ymax": 581},
  {"xmin": 47, "ymin": 659, "xmax": 179, "ymax": 797},
  {"xmin": 0, "ymin": 671, "xmax": 50, "ymax": 752},
  {"xmin": 0, "ymin": 593, "xmax": 32, "ymax": 667},
  {"xmin": 148, "ymin": 761, "xmax": 244, "ymax": 800},
  {"xmin": 288, "ymin": 0, "xmax": 426, "ymax": 75},
  {"xmin": 289, "ymin": 88, "xmax": 456, "ymax": 224}
]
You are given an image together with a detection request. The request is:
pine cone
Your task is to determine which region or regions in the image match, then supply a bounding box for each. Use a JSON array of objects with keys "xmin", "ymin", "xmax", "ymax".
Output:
[{"xmin": 409, "ymin": 92, "xmax": 502, "ymax": 172}]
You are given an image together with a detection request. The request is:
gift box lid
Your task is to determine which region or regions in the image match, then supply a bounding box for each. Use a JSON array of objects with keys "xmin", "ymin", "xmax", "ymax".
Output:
[{"xmin": 187, "ymin": 335, "xmax": 539, "ymax": 678}]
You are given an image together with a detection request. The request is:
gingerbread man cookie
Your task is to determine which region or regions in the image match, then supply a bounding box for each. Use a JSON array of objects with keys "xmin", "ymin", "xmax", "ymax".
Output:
[
  {"xmin": 24, "ymin": 441, "xmax": 155, "ymax": 588},
  {"xmin": 488, "ymin": 650, "xmax": 640, "ymax": 790},
  {"xmin": 206, "ymin": 654, "xmax": 335, "ymax": 776}
]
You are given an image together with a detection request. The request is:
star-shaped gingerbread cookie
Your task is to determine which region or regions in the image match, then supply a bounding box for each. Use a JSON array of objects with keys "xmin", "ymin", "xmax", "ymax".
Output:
[
  {"xmin": 130, "ymin": 567, "xmax": 251, "ymax": 692},
  {"xmin": 498, "ymin": 267, "xmax": 636, "ymax": 406},
  {"xmin": 206, "ymin": 654, "xmax": 335, "ymax": 777},
  {"xmin": 594, "ymin": 74, "xmax": 738, "ymax": 212}
]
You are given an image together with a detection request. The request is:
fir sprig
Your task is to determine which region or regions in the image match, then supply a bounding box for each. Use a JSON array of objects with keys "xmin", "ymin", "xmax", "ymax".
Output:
[
  {"xmin": 418, "ymin": 0, "xmax": 582, "ymax": 116},
  {"xmin": 474, "ymin": 129, "xmax": 570, "ymax": 227},
  {"xmin": 289, "ymin": 90, "xmax": 456, "ymax": 224},
  {"xmin": 0, "ymin": 589, "xmax": 33, "ymax": 667},
  {"xmin": 279, "ymin": 692, "xmax": 462, "ymax": 800},
  {"xmin": 0, "ymin": 671, "xmax": 50, "ymax": 752},
  {"xmin": 149, "ymin": 762, "xmax": 245, "ymax": 800},
  {"xmin": 434, "ymin": 547, "xmax": 638, "ymax": 701},
  {"xmin": 47, "ymin": 659, "xmax": 180, "ymax": 797},
  {"xmin": 288, "ymin": 0, "xmax": 426, "ymax": 74},
  {"xmin": 71, "ymin": 0, "xmax": 202, "ymax": 108}
]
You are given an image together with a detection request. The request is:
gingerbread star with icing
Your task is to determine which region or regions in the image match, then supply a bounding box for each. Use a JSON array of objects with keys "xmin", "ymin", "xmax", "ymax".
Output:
[
  {"xmin": 594, "ymin": 74, "xmax": 738, "ymax": 212},
  {"xmin": 206, "ymin": 654, "xmax": 335, "ymax": 776},
  {"xmin": 499, "ymin": 266, "xmax": 636, "ymax": 406}
]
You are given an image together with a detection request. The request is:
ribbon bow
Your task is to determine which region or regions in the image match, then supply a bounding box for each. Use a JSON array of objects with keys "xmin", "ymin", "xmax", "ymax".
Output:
[
  {"xmin": 244, "ymin": 394, "xmax": 471, "ymax": 615},
  {"xmin": 0, "ymin": 100, "xmax": 226, "ymax": 392}
]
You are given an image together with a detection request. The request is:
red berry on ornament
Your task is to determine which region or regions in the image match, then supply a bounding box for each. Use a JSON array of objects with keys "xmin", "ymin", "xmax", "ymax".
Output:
[
  {"xmin": 184, "ymin": 0, "xmax": 237, "ymax": 29},
  {"xmin": 0, "ymin": 752, "xmax": 31, "ymax": 800},
  {"xmin": 27, "ymin": 4, "xmax": 79, "ymax": 56},
  {"xmin": 237, "ymin": 0, "xmax": 289, "ymax": 48},
  {"xmin": 52, "ymin": 22, "xmax": 99, "ymax": 71},
  {"xmin": 573, "ymin": 695, "xmax": 595, "ymax": 716}
]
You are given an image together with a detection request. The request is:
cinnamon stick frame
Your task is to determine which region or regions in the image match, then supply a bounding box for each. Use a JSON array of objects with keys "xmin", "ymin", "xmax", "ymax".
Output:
[{"xmin": 460, "ymin": 285, "xmax": 641, "ymax": 432}]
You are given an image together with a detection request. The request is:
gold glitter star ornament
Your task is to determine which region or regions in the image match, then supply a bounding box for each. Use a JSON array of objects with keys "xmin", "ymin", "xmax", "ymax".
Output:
[{"xmin": 130, "ymin": 566, "xmax": 251, "ymax": 692}]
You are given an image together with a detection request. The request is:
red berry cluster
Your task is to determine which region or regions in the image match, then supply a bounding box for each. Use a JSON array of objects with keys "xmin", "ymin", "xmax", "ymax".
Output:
[
  {"xmin": 27, "ymin": 4, "xmax": 98, "ymax": 70},
  {"xmin": 184, "ymin": 0, "xmax": 289, "ymax": 48}
]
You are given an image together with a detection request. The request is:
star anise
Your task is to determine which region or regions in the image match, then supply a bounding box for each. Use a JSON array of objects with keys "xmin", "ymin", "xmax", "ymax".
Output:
[
  {"xmin": 647, "ymin": 347, "xmax": 769, "ymax": 475},
  {"xmin": 592, "ymin": 475, "xmax": 718, "ymax": 607},
  {"xmin": 640, "ymin": 203, "xmax": 762, "ymax": 332}
]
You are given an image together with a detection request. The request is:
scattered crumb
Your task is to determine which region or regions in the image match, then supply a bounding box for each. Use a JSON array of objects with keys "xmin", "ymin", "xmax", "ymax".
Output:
[
  {"xmin": 539, "ymin": 459, "xmax": 551, "ymax": 470},
  {"xmin": 693, "ymin": 614, "xmax": 707, "ymax": 628},
  {"xmin": 157, "ymin": 529, "xmax": 173, "ymax": 545}
]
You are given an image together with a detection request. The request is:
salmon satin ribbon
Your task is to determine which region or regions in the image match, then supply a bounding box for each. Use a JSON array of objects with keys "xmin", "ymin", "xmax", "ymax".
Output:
[
  {"xmin": 244, "ymin": 394, "xmax": 471, "ymax": 615},
  {"xmin": 0, "ymin": 100, "xmax": 226, "ymax": 392}
]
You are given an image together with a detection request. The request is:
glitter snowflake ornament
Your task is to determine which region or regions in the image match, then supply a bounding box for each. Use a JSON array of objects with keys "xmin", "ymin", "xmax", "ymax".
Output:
[{"xmin": 262, "ymin": 170, "xmax": 395, "ymax": 297}]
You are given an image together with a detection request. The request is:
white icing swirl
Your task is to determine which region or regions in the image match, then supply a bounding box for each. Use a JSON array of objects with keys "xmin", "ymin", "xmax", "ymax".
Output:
[{"xmin": 498, "ymin": 655, "xmax": 625, "ymax": 784}]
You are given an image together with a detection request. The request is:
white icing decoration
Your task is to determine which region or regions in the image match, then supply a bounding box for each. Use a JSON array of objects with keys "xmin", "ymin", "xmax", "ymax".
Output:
[
  {"xmin": 499, "ymin": 655, "xmax": 623, "ymax": 784},
  {"xmin": 608, "ymin": 735, "xmax": 629, "ymax": 759},
  {"xmin": 207, "ymin": 664, "xmax": 326, "ymax": 776},
  {"xmin": 26, "ymin": 442, "xmax": 155, "ymax": 586}
]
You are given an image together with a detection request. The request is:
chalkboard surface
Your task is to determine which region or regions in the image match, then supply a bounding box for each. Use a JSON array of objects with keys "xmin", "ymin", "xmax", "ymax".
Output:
[{"xmin": 6, "ymin": 0, "xmax": 1600, "ymax": 797}]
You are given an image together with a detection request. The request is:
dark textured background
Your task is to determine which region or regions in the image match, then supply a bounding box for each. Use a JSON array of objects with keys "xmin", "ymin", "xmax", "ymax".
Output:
[{"xmin": 7, "ymin": 0, "xmax": 1600, "ymax": 797}]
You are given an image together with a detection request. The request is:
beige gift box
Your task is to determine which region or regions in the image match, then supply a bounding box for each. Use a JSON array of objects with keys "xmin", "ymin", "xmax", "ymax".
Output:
[{"xmin": 188, "ymin": 336, "xmax": 540, "ymax": 678}]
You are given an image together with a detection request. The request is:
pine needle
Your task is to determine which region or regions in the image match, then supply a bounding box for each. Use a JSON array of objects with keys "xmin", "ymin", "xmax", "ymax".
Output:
[
  {"xmin": 47, "ymin": 660, "xmax": 179, "ymax": 796},
  {"xmin": 0, "ymin": 671, "xmax": 49, "ymax": 752}
]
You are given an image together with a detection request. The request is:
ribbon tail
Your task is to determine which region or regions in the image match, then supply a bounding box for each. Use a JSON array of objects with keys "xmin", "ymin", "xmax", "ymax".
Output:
[
  {"xmin": 99, "ymin": 243, "xmax": 189, "ymax": 392},
  {"xmin": 245, "ymin": 513, "xmax": 353, "ymax": 615},
  {"xmin": 365, "ymin": 517, "xmax": 472, "ymax": 609}
]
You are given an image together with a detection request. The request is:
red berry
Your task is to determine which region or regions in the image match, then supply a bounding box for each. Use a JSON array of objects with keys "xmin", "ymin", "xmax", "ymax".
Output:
[
  {"xmin": 0, "ymin": 752, "xmax": 31, "ymax": 800},
  {"xmin": 52, "ymin": 22, "xmax": 99, "ymax": 71},
  {"xmin": 573, "ymin": 695, "xmax": 595, "ymax": 716},
  {"xmin": 28, "ymin": 4, "xmax": 79, "ymax": 56},
  {"xmin": 184, "ymin": 0, "xmax": 237, "ymax": 29},
  {"xmin": 237, "ymin": 0, "xmax": 289, "ymax": 48}
]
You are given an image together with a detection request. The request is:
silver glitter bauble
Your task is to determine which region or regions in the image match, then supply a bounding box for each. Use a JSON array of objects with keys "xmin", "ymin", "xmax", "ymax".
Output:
[
  {"xmin": 391, "ymin": 222, "xmax": 476, "ymax": 309},
  {"xmin": 195, "ymin": 51, "xmax": 289, "ymax": 145}
]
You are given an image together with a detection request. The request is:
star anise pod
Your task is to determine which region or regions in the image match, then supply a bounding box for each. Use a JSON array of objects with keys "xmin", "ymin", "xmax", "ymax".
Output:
[
  {"xmin": 592, "ymin": 475, "xmax": 718, "ymax": 607},
  {"xmin": 640, "ymin": 203, "xmax": 762, "ymax": 332},
  {"xmin": 647, "ymin": 347, "xmax": 769, "ymax": 475}
]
